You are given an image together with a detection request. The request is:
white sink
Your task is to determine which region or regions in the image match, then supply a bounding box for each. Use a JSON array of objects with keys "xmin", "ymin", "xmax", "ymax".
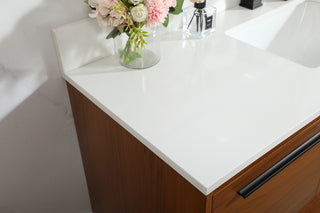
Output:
[{"xmin": 226, "ymin": 0, "xmax": 320, "ymax": 68}]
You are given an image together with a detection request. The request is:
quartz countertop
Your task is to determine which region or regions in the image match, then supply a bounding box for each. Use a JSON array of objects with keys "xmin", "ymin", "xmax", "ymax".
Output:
[{"xmin": 57, "ymin": 0, "xmax": 320, "ymax": 195}]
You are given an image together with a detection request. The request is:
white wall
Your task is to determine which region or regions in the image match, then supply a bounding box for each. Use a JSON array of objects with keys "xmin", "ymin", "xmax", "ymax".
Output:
[{"xmin": 0, "ymin": 0, "xmax": 92, "ymax": 213}]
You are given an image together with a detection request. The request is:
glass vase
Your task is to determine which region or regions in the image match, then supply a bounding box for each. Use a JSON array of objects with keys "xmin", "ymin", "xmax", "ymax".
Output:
[{"xmin": 113, "ymin": 27, "xmax": 161, "ymax": 69}]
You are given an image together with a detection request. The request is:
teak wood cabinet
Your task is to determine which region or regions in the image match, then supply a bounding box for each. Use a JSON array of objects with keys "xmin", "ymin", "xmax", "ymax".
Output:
[{"xmin": 67, "ymin": 83, "xmax": 320, "ymax": 213}]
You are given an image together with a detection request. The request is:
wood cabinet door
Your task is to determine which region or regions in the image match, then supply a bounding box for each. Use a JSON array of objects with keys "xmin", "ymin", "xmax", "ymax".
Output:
[{"xmin": 212, "ymin": 132, "xmax": 320, "ymax": 213}]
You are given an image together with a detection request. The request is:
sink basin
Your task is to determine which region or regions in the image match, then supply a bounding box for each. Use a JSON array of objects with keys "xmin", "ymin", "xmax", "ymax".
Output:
[{"xmin": 226, "ymin": 0, "xmax": 320, "ymax": 68}]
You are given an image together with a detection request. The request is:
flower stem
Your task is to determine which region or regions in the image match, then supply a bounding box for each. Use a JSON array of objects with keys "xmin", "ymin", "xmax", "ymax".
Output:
[{"xmin": 120, "ymin": 38, "xmax": 141, "ymax": 65}]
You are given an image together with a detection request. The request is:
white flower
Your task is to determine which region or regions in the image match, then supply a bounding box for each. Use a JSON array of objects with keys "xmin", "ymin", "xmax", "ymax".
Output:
[
  {"xmin": 130, "ymin": 4, "xmax": 148, "ymax": 23},
  {"xmin": 130, "ymin": 0, "xmax": 144, "ymax": 5},
  {"xmin": 88, "ymin": 0, "xmax": 99, "ymax": 8}
]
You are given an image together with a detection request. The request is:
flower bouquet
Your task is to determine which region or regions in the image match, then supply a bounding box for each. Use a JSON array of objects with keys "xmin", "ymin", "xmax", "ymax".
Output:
[{"xmin": 86, "ymin": 0, "xmax": 184, "ymax": 68}]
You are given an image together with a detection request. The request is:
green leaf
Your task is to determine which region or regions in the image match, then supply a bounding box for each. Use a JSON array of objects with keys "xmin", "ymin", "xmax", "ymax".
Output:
[
  {"xmin": 169, "ymin": 0, "xmax": 184, "ymax": 15},
  {"xmin": 163, "ymin": 15, "xmax": 169, "ymax": 27},
  {"xmin": 106, "ymin": 28, "xmax": 121, "ymax": 39}
]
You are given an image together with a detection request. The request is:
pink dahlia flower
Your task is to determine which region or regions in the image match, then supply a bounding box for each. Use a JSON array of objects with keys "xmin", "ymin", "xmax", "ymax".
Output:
[{"xmin": 145, "ymin": 0, "xmax": 169, "ymax": 26}]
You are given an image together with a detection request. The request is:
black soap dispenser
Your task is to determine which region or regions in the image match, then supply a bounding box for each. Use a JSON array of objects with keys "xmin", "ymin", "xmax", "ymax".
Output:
[{"xmin": 240, "ymin": 0, "xmax": 263, "ymax": 9}]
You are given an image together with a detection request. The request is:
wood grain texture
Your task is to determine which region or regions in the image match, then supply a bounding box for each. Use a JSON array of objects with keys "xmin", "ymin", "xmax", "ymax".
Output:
[
  {"xmin": 67, "ymin": 83, "xmax": 211, "ymax": 213},
  {"xmin": 299, "ymin": 193, "xmax": 320, "ymax": 213},
  {"xmin": 210, "ymin": 116, "xmax": 320, "ymax": 213}
]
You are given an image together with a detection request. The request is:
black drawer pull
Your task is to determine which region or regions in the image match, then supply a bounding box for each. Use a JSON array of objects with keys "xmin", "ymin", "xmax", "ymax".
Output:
[{"xmin": 239, "ymin": 131, "xmax": 320, "ymax": 198}]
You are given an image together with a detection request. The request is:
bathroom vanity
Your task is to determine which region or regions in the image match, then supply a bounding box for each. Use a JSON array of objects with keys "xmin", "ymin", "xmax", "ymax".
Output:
[
  {"xmin": 53, "ymin": 0, "xmax": 320, "ymax": 212},
  {"xmin": 67, "ymin": 84, "xmax": 320, "ymax": 212}
]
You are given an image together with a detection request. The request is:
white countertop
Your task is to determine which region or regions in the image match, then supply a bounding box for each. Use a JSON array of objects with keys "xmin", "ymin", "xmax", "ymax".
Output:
[{"xmin": 56, "ymin": 0, "xmax": 320, "ymax": 195}]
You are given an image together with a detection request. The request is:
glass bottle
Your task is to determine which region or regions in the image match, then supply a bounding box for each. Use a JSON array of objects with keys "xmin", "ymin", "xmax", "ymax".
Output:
[
  {"xmin": 183, "ymin": 0, "xmax": 217, "ymax": 38},
  {"xmin": 113, "ymin": 27, "xmax": 160, "ymax": 69}
]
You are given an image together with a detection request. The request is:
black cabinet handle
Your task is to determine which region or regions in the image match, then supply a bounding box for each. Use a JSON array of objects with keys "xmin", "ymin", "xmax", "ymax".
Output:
[{"xmin": 239, "ymin": 131, "xmax": 320, "ymax": 198}]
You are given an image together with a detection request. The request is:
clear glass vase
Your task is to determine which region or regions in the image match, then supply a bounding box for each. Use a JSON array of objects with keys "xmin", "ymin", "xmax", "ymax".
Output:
[{"xmin": 113, "ymin": 27, "xmax": 160, "ymax": 69}]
